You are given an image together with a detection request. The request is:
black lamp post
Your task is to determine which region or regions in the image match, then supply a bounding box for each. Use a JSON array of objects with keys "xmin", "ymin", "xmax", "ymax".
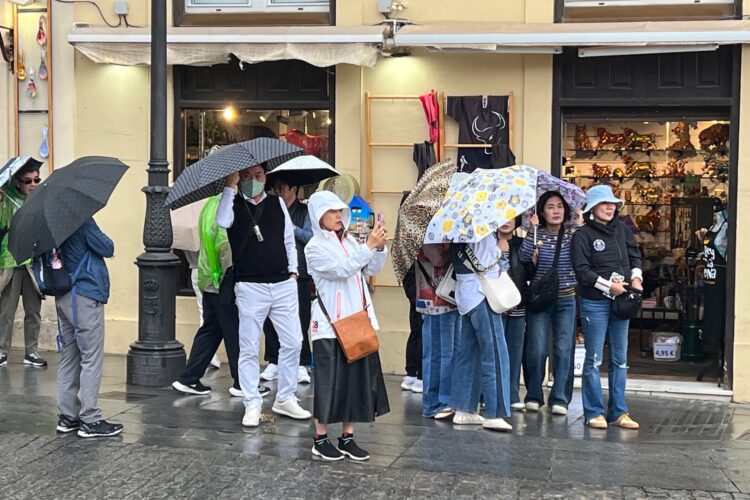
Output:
[{"xmin": 126, "ymin": 0, "xmax": 186, "ymax": 386}]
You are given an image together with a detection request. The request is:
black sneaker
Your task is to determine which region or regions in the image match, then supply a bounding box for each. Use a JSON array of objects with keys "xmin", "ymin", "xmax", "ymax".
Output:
[
  {"xmin": 0, "ymin": 353, "xmax": 6, "ymax": 367},
  {"xmin": 337, "ymin": 435, "xmax": 370, "ymax": 461},
  {"xmin": 24, "ymin": 352, "xmax": 47, "ymax": 367},
  {"xmin": 312, "ymin": 435, "xmax": 344, "ymax": 461},
  {"xmin": 259, "ymin": 385, "xmax": 271, "ymax": 397},
  {"xmin": 171, "ymin": 380, "xmax": 211, "ymax": 395},
  {"xmin": 56, "ymin": 414, "xmax": 80, "ymax": 433},
  {"xmin": 77, "ymin": 420, "xmax": 123, "ymax": 438}
]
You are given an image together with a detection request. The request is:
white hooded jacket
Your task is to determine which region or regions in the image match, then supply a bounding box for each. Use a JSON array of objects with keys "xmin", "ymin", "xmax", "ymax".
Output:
[{"xmin": 305, "ymin": 191, "xmax": 387, "ymax": 342}]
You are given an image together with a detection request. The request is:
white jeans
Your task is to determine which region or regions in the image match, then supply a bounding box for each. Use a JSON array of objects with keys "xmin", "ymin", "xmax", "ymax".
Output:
[{"xmin": 235, "ymin": 279, "xmax": 302, "ymax": 409}]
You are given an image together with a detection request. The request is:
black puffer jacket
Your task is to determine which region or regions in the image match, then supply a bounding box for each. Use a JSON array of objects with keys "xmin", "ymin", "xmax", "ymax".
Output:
[{"xmin": 571, "ymin": 217, "xmax": 642, "ymax": 301}]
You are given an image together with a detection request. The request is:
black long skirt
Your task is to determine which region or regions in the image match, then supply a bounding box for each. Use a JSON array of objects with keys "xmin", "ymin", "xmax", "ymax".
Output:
[{"xmin": 312, "ymin": 338, "xmax": 390, "ymax": 424}]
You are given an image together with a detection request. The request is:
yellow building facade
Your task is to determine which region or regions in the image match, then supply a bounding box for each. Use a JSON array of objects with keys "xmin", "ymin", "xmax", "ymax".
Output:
[{"xmin": 2, "ymin": 0, "xmax": 748, "ymax": 400}]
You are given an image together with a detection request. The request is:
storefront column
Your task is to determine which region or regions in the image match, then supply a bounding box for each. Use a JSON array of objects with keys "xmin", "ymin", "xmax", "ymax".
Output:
[{"xmin": 127, "ymin": 0, "xmax": 186, "ymax": 386}]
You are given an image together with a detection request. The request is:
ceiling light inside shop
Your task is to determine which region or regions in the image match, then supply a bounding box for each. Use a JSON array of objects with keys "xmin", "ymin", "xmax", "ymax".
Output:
[
  {"xmin": 324, "ymin": 118, "xmax": 332, "ymax": 126},
  {"xmin": 222, "ymin": 106, "xmax": 237, "ymax": 122}
]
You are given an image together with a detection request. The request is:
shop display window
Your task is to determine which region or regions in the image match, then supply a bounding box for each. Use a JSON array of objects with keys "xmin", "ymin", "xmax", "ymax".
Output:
[{"xmin": 562, "ymin": 119, "xmax": 729, "ymax": 377}]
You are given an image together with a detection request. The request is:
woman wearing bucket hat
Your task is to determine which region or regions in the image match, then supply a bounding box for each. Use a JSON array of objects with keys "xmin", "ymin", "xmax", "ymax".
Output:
[{"xmin": 571, "ymin": 185, "xmax": 643, "ymax": 430}]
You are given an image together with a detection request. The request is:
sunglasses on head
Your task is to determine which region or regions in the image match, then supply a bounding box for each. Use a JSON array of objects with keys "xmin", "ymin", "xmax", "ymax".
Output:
[{"xmin": 20, "ymin": 177, "xmax": 42, "ymax": 185}]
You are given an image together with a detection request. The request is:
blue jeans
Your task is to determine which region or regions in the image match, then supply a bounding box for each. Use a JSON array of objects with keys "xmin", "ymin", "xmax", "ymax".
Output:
[
  {"xmin": 502, "ymin": 314, "xmax": 526, "ymax": 405},
  {"xmin": 421, "ymin": 311, "xmax": 461, "ymax": 417},
  {"xmin": 580, "ymin": 298, "xmax": 630, "ymax": 422},
  {"xmin": 448, "ymin": 300, "xmax": 510, "ymax": 419},
  {"xmin": 524, "ymin": 295, "xmax": 577, "ymax": 408}
]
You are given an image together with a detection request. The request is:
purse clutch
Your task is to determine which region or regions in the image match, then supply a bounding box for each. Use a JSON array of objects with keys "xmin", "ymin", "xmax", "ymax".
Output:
[{"xmin": 434, "ymin": 263, "xmax": 457, "ymax": 305}]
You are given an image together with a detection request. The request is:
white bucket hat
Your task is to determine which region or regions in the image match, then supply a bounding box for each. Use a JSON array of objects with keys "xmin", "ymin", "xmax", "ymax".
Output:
[{"xmin": 583, "ymin": 184, "xmax": 624, "ymax": 214}]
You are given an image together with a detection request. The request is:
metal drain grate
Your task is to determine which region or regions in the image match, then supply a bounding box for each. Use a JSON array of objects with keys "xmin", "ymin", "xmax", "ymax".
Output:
[
  {"xmin": 99, "ymin": 391, "xmax": 158, "ymax": 402},
  {"xmin": 648, "ymin": 401, "xmax": 733, "ymax": 441}
]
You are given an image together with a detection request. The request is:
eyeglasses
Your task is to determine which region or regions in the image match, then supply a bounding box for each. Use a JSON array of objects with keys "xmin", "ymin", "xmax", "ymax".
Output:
[{"xmin": 20, "ymin": 177, "xmax": 42, "ymax": 185}]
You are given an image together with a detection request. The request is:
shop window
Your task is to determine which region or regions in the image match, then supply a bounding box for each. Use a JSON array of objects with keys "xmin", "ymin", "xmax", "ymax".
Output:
[
  {"xmin": 174, "ymin": 0, "xmax": 333, "ymax": 26},
  {"xmin": 557, "ymin": 0, "xmax": 740, "ymax": 22},
  {"xmin": 562, "ymin": 118, "xmax": 729, "ymax": 378}
]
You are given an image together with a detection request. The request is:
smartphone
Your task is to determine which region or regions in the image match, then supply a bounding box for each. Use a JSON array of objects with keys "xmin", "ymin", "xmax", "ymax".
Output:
[{"xmin": 376, "ymin": 211, "xmax": 385, "ymax": 227}]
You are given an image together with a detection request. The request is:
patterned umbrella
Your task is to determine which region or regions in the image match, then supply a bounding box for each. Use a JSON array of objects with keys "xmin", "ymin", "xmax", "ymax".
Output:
[
  {"xmin": 8, "ymin": 156, "xmax": 128, "ymax": 262},
  {"xmin": 165, "ymin": 138, "xmax": 303, "ymax": 209},
  {"xmin": 521, "ymin": 169, "xmax": 587, "ymax": 227},
  {"xmin": 392, "ymin": 160, "xmax": 457, "ymax": 282},
  {"xmin": 424, "ymin": 165, "xmax": 585, "ymax": 244}
]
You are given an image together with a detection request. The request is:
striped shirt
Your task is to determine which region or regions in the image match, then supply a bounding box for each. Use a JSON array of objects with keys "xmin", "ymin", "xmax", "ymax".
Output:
[{"xmin": 520, "ymin": 227, "xmax": 577, "ymax": 292}]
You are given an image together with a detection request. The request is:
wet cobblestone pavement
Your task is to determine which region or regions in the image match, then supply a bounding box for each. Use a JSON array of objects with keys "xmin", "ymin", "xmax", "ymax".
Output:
[{"xmin": 1, "ymin": 350, "xmax": 750, "ymax": 499}]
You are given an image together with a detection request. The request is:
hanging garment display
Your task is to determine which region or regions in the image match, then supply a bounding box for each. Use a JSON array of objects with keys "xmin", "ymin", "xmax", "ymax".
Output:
[
  {"xmin": 412, "ymin": 141, "xmax": 436, "ymax": 181},
  {"xmin": 419, "ymin": 90, "xmax": 440, "ymax": 144},
  {"xmin": 701, "ymin": 210, "xmax": 727, "ymax": 350},
  {"xmin": 490, "ymin": 143, "xmax": 515, "ymax": 169},
  {"xmin": 282, "ymin": 129, "xmax": 329, "ymax": 160},
  {"xmin": 447, "ymin": 95, "xmax": 510, "ymax": 172}
]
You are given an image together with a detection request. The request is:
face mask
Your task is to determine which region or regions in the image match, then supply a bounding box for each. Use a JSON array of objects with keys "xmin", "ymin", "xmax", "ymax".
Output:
[{"xmin": 240, "ymin": 179, "xmax": 265, "ymax": 198}]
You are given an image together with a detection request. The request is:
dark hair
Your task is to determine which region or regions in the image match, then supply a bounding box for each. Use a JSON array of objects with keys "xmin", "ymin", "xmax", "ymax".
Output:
[
  {"xmin": 14, "ymin": 162, "xmax": 41, "ymax": 180},
  {"xmin": 536, "ymin": 191, "xmax": 571, "ymax": 228}
]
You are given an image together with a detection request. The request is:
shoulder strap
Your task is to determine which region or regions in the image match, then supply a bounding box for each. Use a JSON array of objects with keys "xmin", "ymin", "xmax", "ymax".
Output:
[
  {"xmin": 315, "ymin": 270, "xmax": 368, "ymax": 323},
  {"xmin": 459, "ymin": 242, "xmax": 490, "ymax": 274},
  {"xmin": 551, "ymin": 226, "xmax": 564, "ymax": 268},
  {"xmin": 416, "ymin": 260, "xmax": 438, "ymax": 289}
]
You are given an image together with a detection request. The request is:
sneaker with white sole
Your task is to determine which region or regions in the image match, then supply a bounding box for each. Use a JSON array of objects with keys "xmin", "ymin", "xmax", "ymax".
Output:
[
  {"xmin": 312, "ymin": 435, "xmax": 344, "ymax": 461},
  {"xmin": 24, "ymin": 352, "xmax": 47, "ymax": 367},
  {"xmin": 242, "ymin": 406, "xmax": 261, "ymax": 427},
  {"xmin": 483, "ymin": 418, "xmax": 513, "ymax": 432},
  {"xmin": 209, "ymin": 355, "xmax": 221, "ymax": 369},
  {"xmin": 297, "ymin": 366, "xmax": 311, "ymax": 384},
  {"xmin": 77, "ymin": 420, "xmax": 123, "ymax": 438},
  {"xmin": 511, "ymin": 402, "xmax": 526, "ymax": 411},
  {"xmin": 229, "ymin": 386, "xmax": 244, "ymax": 397},
  {"xmin": 551, "ymin": 404, "xmax": 568, "ymax": 415},
  {"xmin": 411, "ymin": 379, "xmax": 423, "ymax": 393},
  {"xmin": 453, "ymin": 411, "xmax": 484, "ymax": 425},
  {"xmin": 172, "ymin": 380, "xmax": 211, "ymax": 395},
  {"xmin": 337, "ymin": 435, "xmax": 370, "ymax": 461},
  {"xmin": 272, "ymin": 398, "xmax": 311, "ymax": 420},
  {"xmin": 260, "ymin": 363, "xmax": 279, "ymax": 381},
  {"xmin": 525, "ymin": 401, "xmax": 540, "ymax": 412},
  {"xmin": 433, "ymin": 407, "xmax": 455, "ymax": 420},
  {"xmin": 401, "ymin": 376, "xmax": 417, "ymax": 391},
  {"xmin": 56, "ymin": 414, "xmax": 80, "ymax": 433}
]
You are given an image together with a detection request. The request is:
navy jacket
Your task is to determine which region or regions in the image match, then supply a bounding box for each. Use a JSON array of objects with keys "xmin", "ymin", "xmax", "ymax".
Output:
[{"xmin": 60, "ymin": 218, "xmax": 114, "ymax": 303}]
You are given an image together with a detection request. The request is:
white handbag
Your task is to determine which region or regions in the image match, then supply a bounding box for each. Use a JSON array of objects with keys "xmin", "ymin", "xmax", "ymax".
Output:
[
  {"xmin": 478, "ymin": 271, "xmax": 521, "ymax": 315},
  {"xmin": 434, "ymin": 263, "xmax": 457, "ymax": 305}
]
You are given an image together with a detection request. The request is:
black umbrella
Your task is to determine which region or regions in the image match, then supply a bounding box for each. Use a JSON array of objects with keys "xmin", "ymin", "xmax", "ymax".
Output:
[
  {"xmin": 8, "ymin": 156, "xmax": 128, "ymax": 262},
  {"xmin": 165, "ymin": 138, "xmax": 303, "ymax": 209}
]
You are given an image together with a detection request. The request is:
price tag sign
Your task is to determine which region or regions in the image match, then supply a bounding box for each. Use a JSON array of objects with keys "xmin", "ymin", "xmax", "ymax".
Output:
[
  {"xmin": 654, "ymin": 342, "xmax": 677, "ymax": 360},
  {"xmin": 574, "ymin": 345, "xmax": 585, "ymax": 376}
]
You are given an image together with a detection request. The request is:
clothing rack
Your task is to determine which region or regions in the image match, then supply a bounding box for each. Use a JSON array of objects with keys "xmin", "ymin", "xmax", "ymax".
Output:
[{"xmin": 439, "ymin": 91, "xmax": 515, "ymax": 160}]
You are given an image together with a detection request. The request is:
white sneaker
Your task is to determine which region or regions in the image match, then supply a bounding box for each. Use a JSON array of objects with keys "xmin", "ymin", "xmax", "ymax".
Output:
[
  {"xmin": 551, "ymin": 404, "xmax": 568, "ymax": 415},
  {"xmin": 511, "ymin": 402, "xmax": 526, "ymax": 411},
  {"xmin": 242, "ymin": 406, "xmax": 261, "ymax": 427},
  {"xmin": 452, "ymin": 411, "xmax": 484, "ymax": 425},
  {"xmin": 260, "ymin": 363, "xmax": 279, "ymax": 381},
  {"xmin": 401, "ymin": 376, "xmax": 417, "ymax": 391},
  {"xmin": 297, "ymin": 366, "xmax": 311, "ymax": 384},
  {"xmin": 272, "ymin": 398, "xmax": 311, "ymax": 420},
  {"xmin": 229, "ymin": 386, "xmax": 243, "ymax": 397},
  {"xmin": 483, "ymin": 418, "xmax": 513, "ymax": 432},
  {"xmin": 525, "ymin": 401, "xmax": 540, "ymax": 412},
  {"xmin": 209, "ymin": 355, "xmax": 221, "ymax": 369},
  {"xmin": 411, "ymin": 379, "xmax": 423, "ymax": 393}
]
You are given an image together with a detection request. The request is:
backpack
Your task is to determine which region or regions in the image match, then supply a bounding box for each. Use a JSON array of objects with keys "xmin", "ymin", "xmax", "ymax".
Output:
[{"xmin": 32, "ymin": 248, "xmax": 88, "ymax": 297}]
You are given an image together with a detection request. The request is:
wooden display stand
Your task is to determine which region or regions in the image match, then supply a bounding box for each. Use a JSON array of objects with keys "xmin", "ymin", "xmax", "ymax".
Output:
[{"xmin": 13, "ymin": 0, "xmax": 53, "ymax": 172}]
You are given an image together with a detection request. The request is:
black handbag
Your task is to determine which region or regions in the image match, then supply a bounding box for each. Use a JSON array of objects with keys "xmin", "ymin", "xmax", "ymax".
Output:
[
  {"xmin": 526, "ymin": 226, "xmax": 564, "ymax": 313},
  {"xmin": 612, "ymin": 285, "xmax": 643, "ymax": 320}
]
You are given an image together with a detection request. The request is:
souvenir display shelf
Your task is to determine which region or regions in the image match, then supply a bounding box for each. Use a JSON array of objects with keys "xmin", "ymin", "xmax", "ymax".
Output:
[
  {"xmin": 562, "ymin": 119, "xmax": 730, "ymax": 353},
  {"xmin": 13, "ymin": 0, "xmax": 53, "ymax": 173}
]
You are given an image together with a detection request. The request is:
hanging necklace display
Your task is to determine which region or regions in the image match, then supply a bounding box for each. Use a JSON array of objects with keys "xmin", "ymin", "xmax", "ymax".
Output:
[
  {"xmin": 26, "ymin": 67, "xmax": 37, "ymax": 98},
  {"xmin": 39, "ymin": 126, "xmax": 49, "ymax": 158},
  {"xmin": 17, "ymin": 50, "xmax": 26, "ymax": 80},
  {"xmin": 37, "ymin": 15, "xmax": 47, "ymax": 46},
  {"xmin": 38, "ymin": 51, "xmax": 48, "ymax": 80}
]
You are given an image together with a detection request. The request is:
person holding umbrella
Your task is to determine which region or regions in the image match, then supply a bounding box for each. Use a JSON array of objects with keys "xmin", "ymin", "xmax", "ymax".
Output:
[
  {"xmin": 260, "ymin": 176, "xmax": 314, "ymax": 385},
  {"xmin": 520, "ymin": 191, "xmax": 578, "ymax": 416},
  {"xmin": 7, "ymin": 156, "xmax": 128, "ymax": 437},
  {"xmin": 571, "ymin": 185, "xmax": 642, "ymax": 430},
  {"xmin": 217, "ymin": 163, "xmax": 311, "ymax": 427},
  {"xmin": 0, "ymin": 157, "xmax": 46, "ymax": 367}
]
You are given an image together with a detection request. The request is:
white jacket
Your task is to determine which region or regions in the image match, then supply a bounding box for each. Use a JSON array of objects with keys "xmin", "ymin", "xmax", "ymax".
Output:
[{"xmin": 305, "ymin": 191, "xmax": 387, "ymax": 342}]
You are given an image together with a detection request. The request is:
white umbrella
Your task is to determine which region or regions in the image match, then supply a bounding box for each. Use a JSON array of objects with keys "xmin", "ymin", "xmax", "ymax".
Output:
[
  {"xmin": 0, "ymin": 157, "xmax": 43, "ymax": 188},
  {"xmin": 170, "ymin": 198, "xmax": 208, "ymax": 252},
  {"xmin": 266, "ymin": 155, "xmax": 339, "ymax": 186}
]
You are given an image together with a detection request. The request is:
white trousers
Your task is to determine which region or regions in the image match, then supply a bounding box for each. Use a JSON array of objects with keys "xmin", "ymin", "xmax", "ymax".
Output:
[{"xmin": 235, "ymin": 279, "xmax": 301, "ymax": 409}]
